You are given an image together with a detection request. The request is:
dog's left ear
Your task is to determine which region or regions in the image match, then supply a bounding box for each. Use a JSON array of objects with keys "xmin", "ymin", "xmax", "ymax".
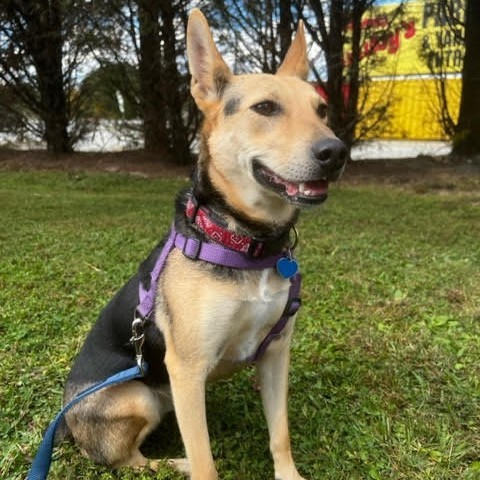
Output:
[
  {"xmin": 276, "ymin": 21, "xmax": 309, "ymax": 80},
  {"xmin": 187, "ymin": 9, "xmax": 233, "ymax": 108}
]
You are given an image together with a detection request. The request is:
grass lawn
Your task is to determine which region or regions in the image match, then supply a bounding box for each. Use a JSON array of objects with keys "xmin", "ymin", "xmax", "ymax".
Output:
[{"xmin": 0, "ymin": 170, "xmax": 479, "ymax": 480}]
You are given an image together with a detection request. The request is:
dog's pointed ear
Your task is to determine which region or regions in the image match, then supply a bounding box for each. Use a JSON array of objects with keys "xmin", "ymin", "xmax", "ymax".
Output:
[
  {"xmin": 276, "ymin": 21, "xmax": 309, "ymax": 80},
  {"xmin": 187, "ymin": 9, "xmax": 232, "ymax": 107}
]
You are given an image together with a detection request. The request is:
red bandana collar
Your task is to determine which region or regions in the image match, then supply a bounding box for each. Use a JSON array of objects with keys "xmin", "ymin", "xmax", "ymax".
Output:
[{"xmin": 185, "ymin": 197, "xmax": 287, "ymax": 258}]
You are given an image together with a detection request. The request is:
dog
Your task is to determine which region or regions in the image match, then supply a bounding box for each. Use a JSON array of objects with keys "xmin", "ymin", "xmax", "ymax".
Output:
[{"xmin": 61, "ymin": 9, "xmax": 346, "ymax": 480}]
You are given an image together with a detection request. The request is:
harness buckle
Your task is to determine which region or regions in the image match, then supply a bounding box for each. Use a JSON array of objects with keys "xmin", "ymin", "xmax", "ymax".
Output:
[
  {"xmin": 130, "ymin": 317, "xmax": 146, "ymax": 375},
  {"xmin": 182, "ymin": 237, "xmax": 202, "ymax": 260}
]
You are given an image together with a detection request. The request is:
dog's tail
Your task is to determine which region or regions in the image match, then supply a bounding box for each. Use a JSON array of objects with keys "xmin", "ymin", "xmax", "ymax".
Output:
[
  {"xmin": 54, "ymin": 417, "xmax": 73, "ymax": 445},
  {"xmin": 53, "ymin": 384, "xmax": 76, "ymax": 445}
]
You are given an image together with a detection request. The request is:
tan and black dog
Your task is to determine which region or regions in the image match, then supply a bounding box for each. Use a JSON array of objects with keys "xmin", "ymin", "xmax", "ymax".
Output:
[{"xmin": 62, "ymin": 9, "xmax": 346, "ymax": 480}]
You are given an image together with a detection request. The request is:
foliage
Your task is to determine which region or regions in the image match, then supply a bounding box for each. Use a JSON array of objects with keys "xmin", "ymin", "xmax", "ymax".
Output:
[
  {"xmin": 86, "ymin": 0, "xmax": 196, "ymax": 161},
  {"xmin": 4, "ymin": 1, "xmax": 474, "ymax": 157},
  {"xmin": 80, "ymin": 63, "xmax": 141, "ymax": 120},
  {"xmin": 0, "ymin": 0, "xmax": 197, "ymax": 158},
  {"xmin": 1, "ymin": 171, "xmax": 479, "ymax": 479},
  {"xmin": 206, "ymin": 0, "xmax": 294, "ymax": 73},
  {"xmin": 0, "ymin": 0, "xmax": 94, "ymax": 152},
  {"xmin": 0, "ymin": 0, "xmax": 419, "ymax": 157},
  {"xmin": 298, "ymin": 0, "xmax": 408, "ymax": 147}
]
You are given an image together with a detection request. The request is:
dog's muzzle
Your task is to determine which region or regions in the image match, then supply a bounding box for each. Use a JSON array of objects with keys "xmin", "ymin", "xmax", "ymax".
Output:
[{"xmin": 252, "ymin": 137, "xmax": 347, "ymax": 206}]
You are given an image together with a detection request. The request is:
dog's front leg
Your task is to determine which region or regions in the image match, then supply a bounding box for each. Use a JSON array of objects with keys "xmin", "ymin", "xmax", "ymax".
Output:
[
  {"xmin": 257, "ymin": 325, "xmax": 306, "ymax": 480},
  {"xmin": 165, "ymin": 347, "xmax": 217, "ymax": 480}
]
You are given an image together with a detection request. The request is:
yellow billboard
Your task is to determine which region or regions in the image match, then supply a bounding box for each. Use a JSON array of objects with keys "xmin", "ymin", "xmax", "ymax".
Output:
[
  {"xmin": 346, "ymin": 0, "xmax": 465, "ymax": 77},
  {"xmin": 359, "ymin": 77, "xmax": 461, "ymax": 140},
  {"xmin": 348, "ymin": 0, "xmax": 465, "ymax": 140}
]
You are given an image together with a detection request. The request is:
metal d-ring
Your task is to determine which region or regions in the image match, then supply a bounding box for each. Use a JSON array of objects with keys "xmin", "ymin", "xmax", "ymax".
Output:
[{"xmin": 289, "ymin": 225, "xmax": 299, "ymax": 252}]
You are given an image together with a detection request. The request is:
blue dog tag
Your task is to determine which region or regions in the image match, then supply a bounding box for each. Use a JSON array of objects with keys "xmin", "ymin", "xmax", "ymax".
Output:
[{"xmin": 276, "ymin": 256, "xmax": 299, "ymax": 279}]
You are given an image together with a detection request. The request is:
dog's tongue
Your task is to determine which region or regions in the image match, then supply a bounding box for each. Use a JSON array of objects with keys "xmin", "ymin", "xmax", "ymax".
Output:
[
  {"xmin": 285, "ymin": 179, "xmax": 328, "ymax": 197},
  {"xmin": 285, "ymin": 182, "xmax": 300, "ymax": 196}
]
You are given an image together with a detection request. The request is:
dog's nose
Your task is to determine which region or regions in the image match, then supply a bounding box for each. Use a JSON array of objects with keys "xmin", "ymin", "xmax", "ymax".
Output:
[{"xmin": 312, "ymin": 138, "xmax": 347, "ymax": 175}]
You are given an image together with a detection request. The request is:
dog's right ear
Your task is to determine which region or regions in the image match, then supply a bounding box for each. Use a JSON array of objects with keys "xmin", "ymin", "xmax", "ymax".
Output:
[{"xmin": 187, "ymin": 9, "xmax": 232, "ymax": 109}]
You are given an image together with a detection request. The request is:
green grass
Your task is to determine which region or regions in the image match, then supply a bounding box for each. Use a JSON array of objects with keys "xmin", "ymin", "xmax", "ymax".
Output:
[{"xmin": 1, "ymin": 171, "xmax": 479, "ymax": 480}]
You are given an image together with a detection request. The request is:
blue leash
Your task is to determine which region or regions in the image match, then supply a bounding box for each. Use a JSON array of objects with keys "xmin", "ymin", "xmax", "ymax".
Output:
[{"xmin": 27, "ymin": 364, "xmax": 146, "ymax": 480}]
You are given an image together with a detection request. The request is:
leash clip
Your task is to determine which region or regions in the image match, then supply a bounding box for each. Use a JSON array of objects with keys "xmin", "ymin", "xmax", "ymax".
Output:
[{"xmin": 130, "ymin": 317, "xmax": 146, "ymax": 375}]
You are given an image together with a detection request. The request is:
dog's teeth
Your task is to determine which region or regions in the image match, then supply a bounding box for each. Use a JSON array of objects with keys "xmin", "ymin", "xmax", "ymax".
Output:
[{"xmin": 299, "ymin": 182, "xmax": 315, "ymax": 196}]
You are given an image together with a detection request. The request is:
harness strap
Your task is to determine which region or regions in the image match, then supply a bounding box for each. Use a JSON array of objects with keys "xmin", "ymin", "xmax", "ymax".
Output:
[
  {"xmin": 136, "ymin": 225, "xmax": 285, "ymax": 321},
  {"xmin": 137, "ymin": 227, "xmax": 177, "ymax": 319},
  {"xmin": 136, "ymin": 225, "xmax": 302, "ymax": 362},
  {"xmin": 247, "ymin": 272, "xmax": 301, "ymax": 363},
  {"xmin": 27, "ymin": 365, "xmax": 145, "ymax": 480},
  {"xmin": 174, "ymin": 233, "xmax": 284, "ymax": 269}
]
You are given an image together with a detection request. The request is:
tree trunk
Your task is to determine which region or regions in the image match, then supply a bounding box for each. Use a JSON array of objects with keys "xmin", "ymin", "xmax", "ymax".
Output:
[
  {"xmin": 138, "ymin": 0, "xmax": 170, "ymax": 152},
  {"xmin": 342, "ymin": 1, "xmax": 365, "ymax": 148},
  {"xmin": 21, "ymin": 0, "xmax": 71, "ymax": 153},
  {"xmin": 159, "ymin": 0, "xmax": 191, "ymax": 164},
  {"xmin": 452, "ymin": 0, "xmax": 480, "ymax": 156},
  {"xmin": 279, "ymin": 0, "xmax": 294, "ymax": 61},
  {"xmin": 326, "ymin": 0, "xmax": 346, "ymax": 144}
]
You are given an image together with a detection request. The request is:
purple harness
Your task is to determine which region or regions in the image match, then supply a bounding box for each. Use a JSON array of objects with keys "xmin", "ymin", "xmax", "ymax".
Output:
[{"xmin": 136, "ymin": 225, "xmax": 301, "ymax": 363}]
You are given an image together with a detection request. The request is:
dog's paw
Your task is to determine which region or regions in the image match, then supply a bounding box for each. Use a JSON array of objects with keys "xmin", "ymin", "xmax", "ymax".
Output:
[
  {"xmin": 274, "ymin": 469, "xmax": 307, "ymax": 480},
  {"xmin": 145, "ymin": 459, "xmax": 161, "ymax": 471},
  {"xmin": 122, "ymin": 452, "xmax": 160, "ymax": 471},
  {"xmin": 130, "ymin": 459, "xmax": 159, "ymax": 471},
  {"xmin": 168, "ymin": 457, "xmax": 191, "ymax": 476}
]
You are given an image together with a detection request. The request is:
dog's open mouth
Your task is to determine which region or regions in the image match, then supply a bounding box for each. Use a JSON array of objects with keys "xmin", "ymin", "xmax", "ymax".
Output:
[{"xmin": 253, "ymin": 161, "xmax": 329, "ymax": 205}]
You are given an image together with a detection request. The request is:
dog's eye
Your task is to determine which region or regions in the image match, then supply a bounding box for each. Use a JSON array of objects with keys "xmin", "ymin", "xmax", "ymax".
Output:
[
  {"xmin": 317, "ymin": 103, "xmax": 328, "ymax": 119},
  {"xmin": 251, "ymin": 100, "xmax": 281, "ymax": 117}
]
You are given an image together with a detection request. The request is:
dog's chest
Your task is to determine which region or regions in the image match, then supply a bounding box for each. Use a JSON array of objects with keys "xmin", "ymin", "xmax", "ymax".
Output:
[
  {"xmin": 219, "ymin": 269, "xmax": 290, "ymax": 362},
  {"xmin": 160, "ymin": 252, "xmax": 293, "ymax": 375}
]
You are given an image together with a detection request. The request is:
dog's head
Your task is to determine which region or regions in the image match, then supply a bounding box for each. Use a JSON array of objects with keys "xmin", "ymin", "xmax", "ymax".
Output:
[{"xmin": 187, "ymin": 9, "xmax": 347, "ymax": 226}]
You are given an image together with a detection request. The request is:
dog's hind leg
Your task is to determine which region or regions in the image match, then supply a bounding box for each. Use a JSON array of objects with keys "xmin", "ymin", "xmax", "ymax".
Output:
[
  {"xmin": 257, "ymin": 324, "xmax": 306, "ymax": 480},
  {"xmin": 65, "ymin": 380, "xmax": 171, "ymax": 470}
]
